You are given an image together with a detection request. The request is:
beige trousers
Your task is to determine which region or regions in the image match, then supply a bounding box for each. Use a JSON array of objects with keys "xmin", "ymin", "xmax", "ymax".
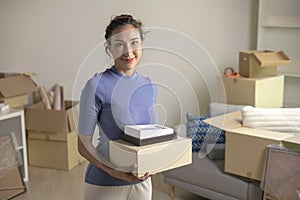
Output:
[{"xmin": 84, "ymin": 178, "xmax": 152, "ymax": 200}]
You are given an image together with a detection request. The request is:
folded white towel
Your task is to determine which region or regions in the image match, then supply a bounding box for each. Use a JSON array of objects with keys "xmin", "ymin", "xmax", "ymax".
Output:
[{"xmin": 242, "ymin": 106, "xmax": 300, "ymax": 133}]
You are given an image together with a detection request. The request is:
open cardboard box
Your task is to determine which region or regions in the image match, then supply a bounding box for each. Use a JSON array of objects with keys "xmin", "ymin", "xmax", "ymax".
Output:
[
  {"xmin": 204, "ymin": 111, "xmax": 294, "ymax": 181},
  {"xmin": 25, "ymin": 101, "xmax": 85, "ymax": 170},
  {"xmin": 26, "ymin": 101, "xmax": 79, "ymax": 140},
  {"xmin": 110, "ymin": 136, "xmax": 192, "ymax": 177},
  {"xmin": 281, "ymin": 135, "xmax": 300, "ymax": 151},
  {"xmin": 239, "ymin": 50, "xmax": 291, "ymax": 78},
  {"xmin": 0, "ymin": 73, "xmax": 37, "ymax": 108}
]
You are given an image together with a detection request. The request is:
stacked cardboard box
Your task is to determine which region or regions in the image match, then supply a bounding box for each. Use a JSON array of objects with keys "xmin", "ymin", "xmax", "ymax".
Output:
[
  {"xmin": 217, "ymin": 75, "xmax": 284, "ymax": 108},
  {"xmin": 239, "ymin": 50, "xmax": 290, "ymax": 78},
  {"xmin": 212, "ymin": 51, "xmax": 294, "ymax": 181},
  {"xmin": 110, "ymin": 136, "xmax": 192, "ymax": 177},
  {"xmin": 0, "ymin": 73, "xmax": 37, "ymax": 109},
  {"xmin": 111, "ymin": 124, "xmax": 191, "ymax": 177},
  {"xmin": 26, "ymin": 101, "xmax": 85, "ymax": 170},
  {"xmin": 217, "ymin": 50, "xmax": 290, "ymax": 108}
]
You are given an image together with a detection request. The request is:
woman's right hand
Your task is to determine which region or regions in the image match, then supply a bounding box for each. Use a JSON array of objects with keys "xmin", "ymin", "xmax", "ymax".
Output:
[
  {"xmin": 78, "ymin": 134, "xmax": 151, "ymax": 183},
  {"xmin": 107, "ymin": 164, "xmax": 150, "ymax": 183}
]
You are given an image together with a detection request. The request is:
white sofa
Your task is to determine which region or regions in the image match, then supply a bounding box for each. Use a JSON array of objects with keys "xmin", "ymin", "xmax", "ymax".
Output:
[{"xmin": 163, "ymin": 103, "xmax": 264, "ymax": 200}]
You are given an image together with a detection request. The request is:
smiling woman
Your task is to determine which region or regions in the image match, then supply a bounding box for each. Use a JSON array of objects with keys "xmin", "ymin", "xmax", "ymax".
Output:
[
  {"xmin": 77, "ymin": 14, "xmax": 157, "ymax": 200},
  {"xmin": 107, "ymin": 25, "xmax": 143, "ymax": 75},
  {"xmin": 104, "ymin": 15, "xmax": 144, "ymax": 76}
]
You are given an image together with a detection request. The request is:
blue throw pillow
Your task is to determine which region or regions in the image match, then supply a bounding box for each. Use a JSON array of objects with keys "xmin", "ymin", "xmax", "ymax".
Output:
[{"xmin": 186, "ymin": 113, "xmax": 225, "ymax": 153}]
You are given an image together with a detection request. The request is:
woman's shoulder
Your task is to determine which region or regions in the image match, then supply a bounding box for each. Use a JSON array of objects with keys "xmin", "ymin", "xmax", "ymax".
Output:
[
  {"xmin": 136, "ymin": 73, "xmax": 157, "ymax": 91},
  {"xmin": 136, "ymin": 72, "xmax": 153, "ymax": 83},
  {"xmin": 85, "ymin": 73, "xmax": 103, "ymax": 86}
]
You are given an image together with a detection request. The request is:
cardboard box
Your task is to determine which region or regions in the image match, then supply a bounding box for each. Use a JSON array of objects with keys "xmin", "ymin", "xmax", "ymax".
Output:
[
  {"xmin": 27, "ymin": 131, "xmax": 85, "ymax": 170},
  {"xmin": 217, "ymin": 75, "xmax": 284, "ymax": 108},
  {"xmin": 26, "ymin": 101, "xmax": 85, "ymax": 170},
  {"xmin": 0, "ymin": 167, "xmax": 26, "ymax": 200},
  {"xmin": 26, "ymin": 101, "xmax": 78, "ymax": 135},
  {"xmin": 281, "ymin": 135, "xmax": 300, "ymax": 151},
  {"xmin": 205, "ymin": 111, "xmax": 293, "ymax": 181},
  {"xmin": 110, "ymin": 137, "xmax": 192, "ymax": 177},
  {"xmin": 239, "ymin": 50, "xmax": 290, "ymax": 78},
  {"xmin": 262, "ymin": 145, "xmax": 300, "ymax": 200},
  {"xmin": 0, "ymin": 132, "xmax": 26, "ymax": 200},
  {"xmin": 0, "ymin": 73, "xmax": 37, "ymax": 108}
]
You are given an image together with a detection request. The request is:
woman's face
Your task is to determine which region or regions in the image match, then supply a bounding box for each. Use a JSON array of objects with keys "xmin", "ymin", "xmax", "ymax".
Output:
[{"xmin": 108, "ymin": 25, "xmax": 143, "ymax": 75}]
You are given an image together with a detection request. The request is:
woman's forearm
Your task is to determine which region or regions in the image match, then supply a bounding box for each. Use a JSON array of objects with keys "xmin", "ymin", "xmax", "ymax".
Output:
[
  {"xmin": 77, "ymin": 134, "xmax": 116, "ymax": 173},
  {"xmin": 77, "ymin": 134, "xmax": 149, "ymax": 182}
]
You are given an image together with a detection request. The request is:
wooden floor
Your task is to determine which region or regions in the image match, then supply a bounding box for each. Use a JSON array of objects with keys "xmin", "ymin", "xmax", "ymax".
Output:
[{"xmin": 13, "ymin": 161, "xmax": 205, "ymax": 200}]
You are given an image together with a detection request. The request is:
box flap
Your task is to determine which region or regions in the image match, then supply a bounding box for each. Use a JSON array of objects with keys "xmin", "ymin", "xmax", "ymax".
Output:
[
  {"xmin": 230, "ymin": 127, "xmax": 294, "ymax": 140},
  {"xmin": 282, "ymin": 135, "xmax": 300, "ymax": 144},
  {"xmin": 66, "ymin": 102, "xmax": 79, "ymax": 132},
  {"xmin": 282, "ymin": 135, "xmax": 300, "ymax": 151},
  {"xmin": 26, "ymin": 107, "xmax": 67, "ymax": 133},
  {"xmin": 253, "ymin": 51, "xmax": 291, "ymax": 67},
  {"xmin": 205, "ymin": 111, "xmax": 294, "ymax": 140},
  {"xmin": 0, "ymin": 75, "xmax": 37, "ymax": 98},
  {"xmin": 204, "ymin": 111, "xmax": 243, "ymax": 131}
]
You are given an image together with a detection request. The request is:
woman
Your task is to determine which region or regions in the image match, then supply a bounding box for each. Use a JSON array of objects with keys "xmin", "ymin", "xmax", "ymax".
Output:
[{"xmin": 77, "ymin": 14, "xmax": 157, "ymax": 200}]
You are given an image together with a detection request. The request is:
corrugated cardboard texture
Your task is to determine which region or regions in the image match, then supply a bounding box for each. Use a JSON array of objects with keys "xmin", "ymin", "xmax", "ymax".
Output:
[
  {"xmin": 262, "ymin": 145, "xmax": 300, "ymax": 200},
  {"xmin": 25, "ymin": 101, "xmax": 78, "ymax": 133},
  {"xmin": 205, "ymin": 111, "xmax": 293, "ymax": 181},
  {"xmin": 27, "ymin": 131, "xmax": 85, "ymax": 170},
  {"xmin": 225, "ymin": 131, "xmax": 283, "ymax": 181},
  {"xmin": 253, "ymin": 51, "xmax": 290, "ymax": 67},
  {"xmin": 110, "ymin": 137, "xmax": 192, "ymax": 177},
  {"xmin": 0, "ymin": 95, "xmax": 28, "ymax": 108},
  {"xmin": 217, "ymin": 75, "xmax": 284, "ymax": 108},
  {"xmin": 204, "ymin": 111, "xmax": 243, "ymax": 131},
  {"xmin": 0, "ymin": 75, "xmax": 37, "ymax": 98},
  {"xmin": 0, "ymin": 133, "xmax": 26, "ymax": 200},
  {"xmin": 26, "ymin": 108, "xmax": 68, "ymax": 133},
  {"xmin": 282, "ymin": 135, "xmax": 300, "ymax": 151},
  {"xmin": 239, "ymin": 50, "xmax": 290, "ymax": 78},
  {"xmin": 0, "ymin": 167, "xmax": 26, "ymax": 200}
]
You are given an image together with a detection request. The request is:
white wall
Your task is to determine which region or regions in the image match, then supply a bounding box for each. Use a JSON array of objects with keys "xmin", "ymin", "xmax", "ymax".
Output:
[{"xmin": 0, "ymin": 0, "xmax": 258, "ymax": 126}]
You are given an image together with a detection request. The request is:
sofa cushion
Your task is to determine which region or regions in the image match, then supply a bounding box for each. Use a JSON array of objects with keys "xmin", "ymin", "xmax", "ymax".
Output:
[
  {"xmin": 186, "ymin": 113, "xmax": 225, "ymax": 152},
  {"xmin": 163, "ymin": 153, "xmax": 253, "ymax": 200},
  {"xmin": 206, "ymin": 143, "xmax": 225, "ymax": 160}
]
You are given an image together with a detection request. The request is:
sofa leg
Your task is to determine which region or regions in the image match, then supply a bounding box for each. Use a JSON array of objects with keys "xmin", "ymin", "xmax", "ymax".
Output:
[{"xmin": 169, "ymin": 185, "xmax": 175, "ymax": 199}]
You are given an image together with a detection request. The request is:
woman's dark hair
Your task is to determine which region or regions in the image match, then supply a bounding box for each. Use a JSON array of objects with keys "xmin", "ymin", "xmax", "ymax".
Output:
[{"xmin": 105, "ymin": 14, "xmax": 144, "ymax": 45}]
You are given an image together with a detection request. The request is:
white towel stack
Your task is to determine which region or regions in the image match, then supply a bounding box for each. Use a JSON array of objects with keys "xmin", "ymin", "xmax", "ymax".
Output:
[{"xmin": 242, "ymin": 106, "xmax": 300, "ymax": 133}]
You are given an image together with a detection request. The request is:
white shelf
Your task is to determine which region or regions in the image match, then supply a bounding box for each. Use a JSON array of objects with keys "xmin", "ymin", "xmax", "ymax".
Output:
[
  {"xmin": 260, "ymin": 15, "xmax": 300, "ymax": 28},
  {"xmin": 257, "ymin": 0, "xmax": 300, "ymax": 76},
  {"xmin": 258, "ymin": 0, "xmax": 300, "ymax": 108},
  {"xmin": 283, "ymin": 74, "xmax": 300, "ymax": 79},
  {"xmin": 261, "ymin": 24, "xmax": 300, "ymax": 29}
]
